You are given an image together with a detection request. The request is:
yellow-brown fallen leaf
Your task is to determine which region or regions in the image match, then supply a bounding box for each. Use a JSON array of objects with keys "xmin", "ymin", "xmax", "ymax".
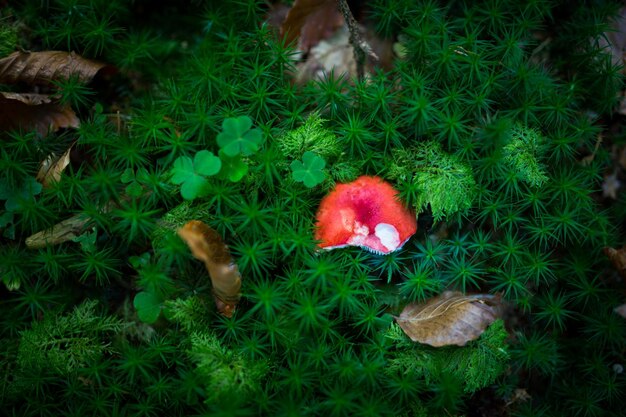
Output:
[
  {"xmin": 36, "ymin": 143, "xmax": 74, "ymax": 187},
  {"xmin": 0, "ymin": 92, "xmax": 79, "ymax": 136},
  {"xmin": 177, "ymin": 220, "xmax": 242, "ymax": 317},
  {"xmin": 604, "ymin": 245, "xmax": 626, "ymax": 280},
  {"xmin": 395, "ymin": 291, "xmax": 503, "ymax": 347},
  {"xmin": 0, "ymin": 50, "xmax": 108, "ymax": 85}
]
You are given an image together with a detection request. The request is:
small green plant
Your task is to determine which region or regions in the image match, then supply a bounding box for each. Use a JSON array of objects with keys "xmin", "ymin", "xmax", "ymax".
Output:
[
  {"xmin": 120, "ymin": 167, "xmax": 149, "ymax": 198},
  {"xmin": 133, "ymin": 291, "xmax": 163, "ymax": 324},
  {"xmin": 171, "ymin": 150, "xmax": 221, "ymax": 200},
  {"xmin": 217, "ymin": 149, "xmax": 248, "ymax": 182},
  {"xmin": 290, "ymin": 151, "xmax": 326, "ymax": 187},
  {"xmin": 216, "ymin": 115, "xmax": 263, "ymax": 156}
]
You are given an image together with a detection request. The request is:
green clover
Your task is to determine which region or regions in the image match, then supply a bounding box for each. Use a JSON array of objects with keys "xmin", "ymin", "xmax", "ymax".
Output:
[
  {"xmin": 121, "ymin": 168, "xmax": 146, "ymax": 198},
  {"xmin": 171, "ymin": 150, "xmax": 221, "ymax": 200},
  {"xmin": 290, "ymin": 151, "xmax": 326, "ymax": 188},
  {"xmin": 217, "ymin": 116, "xmax": 263, "ymax": 157},
  {"xmin": 217, "ymin": 149, "xmax": 248, "ymax": 182},
  {"xmin": 133, "ymin": 291, "xmax": 163, "ymax": 324},
  {"xmin": 72, "ymin": 229, "xmax": 97, "ymax": 253},
  {"xmin": 3, "ymin": 177, "xmax": 42, "ymax": 211}
]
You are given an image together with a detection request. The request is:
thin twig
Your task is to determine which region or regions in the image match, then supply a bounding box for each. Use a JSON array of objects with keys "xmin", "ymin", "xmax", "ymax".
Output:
[{"xmin": 336, "ymin": 0, "xmax": 378, "ymax": 80}]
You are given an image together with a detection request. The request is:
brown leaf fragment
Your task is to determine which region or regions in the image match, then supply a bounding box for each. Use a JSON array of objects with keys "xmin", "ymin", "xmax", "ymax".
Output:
[
  {"xmin": 0, "ymin": 50, "xmax": 108, "ymax": 85},
  {"xmin": 25, "ymin": 213, "xmax": 91, "ymax": 249},
  {"xmin": 395, "ymin": 291, "xmax": 503, "ymax": 347},
  {"xmin": 281, "ymin": 0, "xmax": 344, "ymax": 51},
  {"xmin": 36, "ymin": 143, "xmax": 74, "ymax": 187},
  {"xmin": 615, "ymin": 304, "xmax": 626, "ymax": 319},
  {"xmin": 25, "ymin": 198, "xmax": 121, "ymax": 249},
  {"xmin": 177, "ymin": 220, "xmax": 242, "ymax": 317},
  {"xmin": 604, "ymin": 246, "xmax": 626, "ymax": 280},
  {"xmin": 0, "ymin": 92, "xmax": 79, "ymax": 136}
]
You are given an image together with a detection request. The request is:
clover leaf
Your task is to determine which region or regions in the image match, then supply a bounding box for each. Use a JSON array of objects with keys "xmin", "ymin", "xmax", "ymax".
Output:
[
  {"xmin": 171, "ymin": 150, "xmax": 221, "ymax": 200},
  {"xmin": 217, "ymin": 149, "xmax": 248, "ymax": 182},
  {"xmin": 217, "ymin": 116, "xmax": 263, "ymax": 157},
  {"xmin": 121, "ymin": 168, "xmax": 145, "ymax": 198},
  {"xmin": 290, "ymin": 151, "xmax": 326, "ymax": 188},
  {"xmin": 4, "ymin": 177, "xmax": 42, "ymax": 211},
  {"xmin": 133, "ymin": 291, "xmax": 162, "ymax": 324},
  {"xmin": 72, "ymin": 229, "xmax": 97, "ymax": 253},
  {"xmin": 194, "ymin": 150, "xmax": 222, "ymax": 176}
]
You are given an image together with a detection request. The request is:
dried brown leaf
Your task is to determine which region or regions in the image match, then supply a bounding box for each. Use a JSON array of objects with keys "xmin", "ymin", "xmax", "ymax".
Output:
[
  {"xmin": 25, "ymin": 213, "xmax": 91, "ymax": 249},
  {"xmin": 37, "ymin": 143, "xmax": 74, "ymax": 187},
  {"xmin": 395, "ymin": 291, "xmax": 503, "ymax": 347},
  {"xmin": 0, "ymin": 92, "xmax": 79, "ymax": 136},
  {"xmin": 177, "ymin": 220, "xmax": 242, "ymax": 317},
  {"xmin": 281, "ymin": 0, "xmax": 344, "ymax": 51},
  {"xmin": 25, "ymin": 194, "xmax": 143, "ymax": 249},
  {"xmin": 0, "ymin": 50, "xmax": 108, "ymax": 85},
  {"xmin": 604, "ymin": 245, "xmax": 626, "ymax": 280}
]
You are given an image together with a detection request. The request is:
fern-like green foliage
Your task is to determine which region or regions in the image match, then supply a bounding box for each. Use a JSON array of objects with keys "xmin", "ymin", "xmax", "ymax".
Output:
[
  {"xmin": 276, "ymin": 112, "xmax": 341, "ymax": 160},
  {"xmin": 16, "ymin": 300, "xmax": 123, "ymax": 376},
  {"xmin": 188, "ymin": 331, "xmax": 268, "ymax": 403},
  {"xmin": 385, "ymin": 320, "xmax": 509, "ymax": 394},
  {"xmin": 165, "ymin": 295, "xmax": 213, "ymax": 333},
  {"xmin": 390, "ymin": 141, "xmax": 477, "ymax": 222},
  {"xmin": 503, "ymin": 125, "xmax": 549, "ymax": 188},
  {"xmin": 168, "ymin": 296, "xmax": 267, "ymax": 403}
]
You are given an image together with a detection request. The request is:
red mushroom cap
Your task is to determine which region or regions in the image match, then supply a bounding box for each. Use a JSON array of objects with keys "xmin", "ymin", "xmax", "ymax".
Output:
[{"xmin": 315, "ymin": 176, "xmax": 417, "ymax": 254}]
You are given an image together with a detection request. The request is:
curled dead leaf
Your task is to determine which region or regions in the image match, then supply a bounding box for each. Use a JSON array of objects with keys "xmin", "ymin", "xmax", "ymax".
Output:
[
  {"xmin": 0, "ymin": 50, "xmax": 109, "ymax": 85},
  {"xmin": 395, "ymin": 291, "xmax": 503, "ymax": 347},
  {"xmin": 0, "ymin": 92, "xmax": 79, "ymax": 136},
  {"xmin": 177, "ymin": 220, "xmax": 242, "ymax": 317}
]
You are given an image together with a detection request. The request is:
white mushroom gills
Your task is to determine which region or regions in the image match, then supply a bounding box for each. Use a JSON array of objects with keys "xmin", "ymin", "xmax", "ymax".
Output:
[{"xmin": 374, "ymin": 223, "xmax": 400, "ymax": 251}]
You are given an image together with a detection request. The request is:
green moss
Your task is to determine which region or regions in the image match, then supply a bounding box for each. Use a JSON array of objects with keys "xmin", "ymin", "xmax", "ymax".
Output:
[{"xmin": 1, "ymin": 0, "xmax": 625, "ymax": 415}]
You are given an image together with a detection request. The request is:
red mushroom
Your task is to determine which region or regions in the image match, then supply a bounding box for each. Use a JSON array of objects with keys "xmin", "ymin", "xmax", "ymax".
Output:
[{"xmin": 315, "ymin": 176, "xmax": 417, "ymax": 254}]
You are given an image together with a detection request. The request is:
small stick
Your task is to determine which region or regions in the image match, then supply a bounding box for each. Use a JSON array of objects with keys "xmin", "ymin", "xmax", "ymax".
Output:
[{"xmin": 336, "ymin": 0, "xmax": 378, "ymax": 80}]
